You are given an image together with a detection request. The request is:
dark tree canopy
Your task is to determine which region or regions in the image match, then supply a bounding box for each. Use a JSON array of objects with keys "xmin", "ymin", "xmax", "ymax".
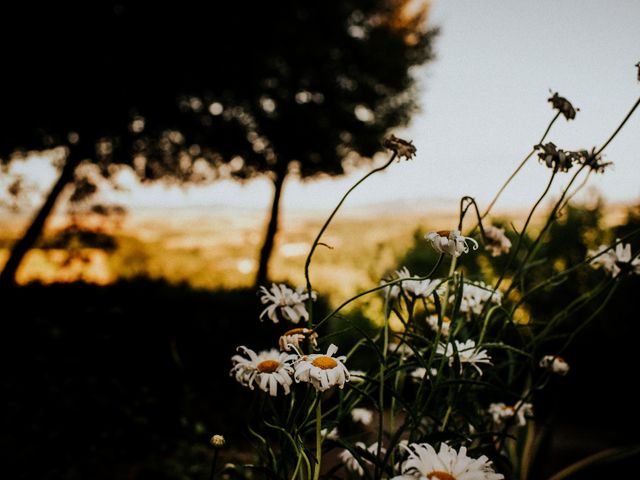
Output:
[
  {"xmin": 1, "ymin": 0, "xmax": 437, "ymax": 286},
  {"xmin": 2, "ymin": 1, "xmax": 435, "ymax": 178}
]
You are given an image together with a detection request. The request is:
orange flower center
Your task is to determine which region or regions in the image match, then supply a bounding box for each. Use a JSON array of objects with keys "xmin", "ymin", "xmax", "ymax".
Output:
[
  {"xmin": 284, "ymin": 327, "xmax": 311, "ymax": 336},
  {"xmin": 257, "ymin": 359, "xmax": 281, "ymax": 373},
  {"xmin": 426, "ymin": 471, "xmax": 455, "ymax": 480},
  {"xmin": 436, "ymin": 230, "xmax": 451, "ymax": 238},
  {"xmin": 312, "ymin": 356, "xmax": 338, "ymax": 370}
]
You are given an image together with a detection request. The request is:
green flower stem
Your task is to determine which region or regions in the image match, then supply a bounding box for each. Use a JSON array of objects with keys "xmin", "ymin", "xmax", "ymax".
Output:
[
  {"xmin": 304, "ymin": 152, "xmax": 397, "ymax": 327},
  {"xmin": 481, "ymin": 111, "xmax": 561, "ymax": 221},
  {"xmin": 477, "ymin": 170, "xmax": 557, "ymax": 321},
  {"xmin": 313, "ymin": 254, "xmax": 443, "ymax": 331},
  {"xmin": 313, "ymin": 398, "xmax": 322, "ymax": 480},
  {"xmin": 506, "ymin": 164, "xmax": 587, "ymax": 298},
  {"xmin": 208, "ymin": 448, "xmax": 219, "ymax": 480}
]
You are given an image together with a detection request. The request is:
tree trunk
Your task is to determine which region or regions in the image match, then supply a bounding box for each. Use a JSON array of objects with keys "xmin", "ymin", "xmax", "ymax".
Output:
[
  {"xmin": 254, "ymin": 166, "xmax": 287, "ymax": 287},
  {"xmin": 0, "ymin": 150, "xmax": 80, "ymax": 289}
]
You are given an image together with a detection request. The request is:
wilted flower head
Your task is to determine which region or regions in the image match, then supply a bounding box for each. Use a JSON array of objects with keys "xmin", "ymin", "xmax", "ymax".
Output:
[
  {"xmin": 535, "ymin": 142, "xmax": 580, "ymax": 172},
  {"xmin": 548, "ymin": 91, "xmax": 577, "ymax": 120},
  {"xmin": 278, "ymin": 327, "xmax": 318, "ymax": 352},
  {"xmin": 425, "ymin": 230, "xmax": 479, "ymax": 257},
  {"xmin": 230, "ymin": 347, "xmax": 296, "ymax": 396},
  {"xmin": 259, "ymin": 283, "xmax": 315, "ymax": 324},
  {"xmin": 294, "ymin": 344, "xmax": 350, "ymax": 391},
  {"xmin": 383, "ymin": 134, "xmax": 417, "ymax": 160},
  {"xmin": 539, "ymin": 355, "xmax": 570, "ymax": 375},
  {"xmin": 488, "ymin": 401, "xmax": 533, "ymax": 427},
  {"xmin": 588, "ymin": 241, "xmax": 640, "ymax": 277},
  {"xmin": 393, "ymin": 442, "xmax": 504, "ymax": 480},
  {"xmin": 484, "ymin": 225, "xmax": 512, "ymax": 257},
  {"xmin": 437, "ymin": 339, "xmax": 493, "ymax": 375}
]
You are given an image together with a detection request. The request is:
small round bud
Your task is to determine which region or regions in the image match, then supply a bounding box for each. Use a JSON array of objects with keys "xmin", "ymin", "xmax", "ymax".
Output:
[{"xmin": 210, "ymin": 434, "xmax": 226, "ymax": 448}]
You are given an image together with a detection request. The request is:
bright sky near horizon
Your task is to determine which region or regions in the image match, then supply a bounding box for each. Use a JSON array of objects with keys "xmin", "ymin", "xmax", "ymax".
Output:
[{"xmin": 4, "ymin": 0, "xmax": 640, "ymax": 217}]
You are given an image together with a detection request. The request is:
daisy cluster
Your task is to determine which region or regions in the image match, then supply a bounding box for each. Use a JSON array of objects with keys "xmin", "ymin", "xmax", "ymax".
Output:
[{"xmin": 231, "ymin": 283, "xmax": 350, "ymax": 396}]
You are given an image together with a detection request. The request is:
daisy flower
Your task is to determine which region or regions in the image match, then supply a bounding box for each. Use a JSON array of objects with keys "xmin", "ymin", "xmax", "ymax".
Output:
[
  {"xmin": 483, "ymin": 225, "xmax": 511, "ymax": 257},
  {"xmin": 424, "ymin": 230, "xmax": 479, "ymax": 257},
  {"xmin": 259, "ymin": 283, "xmax": 316, "ymax": 324},
  {"xmin": 453, "ymin": 281, "xmax": 502, "ymax": 316},
  {"xmin": 351, "ymin": 407, "xmax": 374, "ymax": 426},
  {"xmin": 436, "ymin": 340, "xmax": 492, "ymax": 375},
  {"xmin": 230, "ymin": 346, "xmax": 296, "ymax": 396},
  {"xmin": 339, "ymin": 442, "xmax": 367, "ymax": 476},
  {"xmin": 488, "ymin": 401, "xmax": 533, "ymax": 427},
  {"xmin": 410, "ymin": 367, "xmax": 438, "ymax": 380},
  {"xmin": 426, "ymin": 315, "xmax": 451, "ymax": 338},
  {"xmin": 539, "ymin": 355, "xmax": 570, "ymax": 376},
  {"xmin": 388, "ymin": 340, "xmax": 415, "ymax": 358},
  {"xmin": 340, "ymin": 442, "xmax": 387, "ymax": 477},
  {"xmin": 588, "ymin": 241, "xmax": 640, "ymax": 277},
  {"xmin": 294, "ymin": 344, "xmax": 350, "ymax": 391},
  {"xmin": 392, "ymin": 442, "xmax": 504, "ymax": 480},
  {"xmin": 321, "ymin": 427, "xmax": 339, "ymax": 441},
  {"xmin": 278, "ymin": 327, "xmax": 318, "ymax": 352}
]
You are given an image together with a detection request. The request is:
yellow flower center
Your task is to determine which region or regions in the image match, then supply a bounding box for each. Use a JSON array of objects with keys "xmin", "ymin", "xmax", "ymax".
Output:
[
  {"xmin": 426, "ymin": 471, "xmax": 455, "ymax": 480},
  {"xmin": 257, "ymin": 359, "xmax": 281, "ymax": 373},
  {"xmin": 436, "ymin": 230, "xmax": 451, "ymax": 238},
  {"xmin": 311, "ymin": 356, "xmax": 338, "ymax": 370}
]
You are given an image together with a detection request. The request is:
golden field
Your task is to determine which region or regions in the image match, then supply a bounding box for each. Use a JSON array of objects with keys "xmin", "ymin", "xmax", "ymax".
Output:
[{"xmin": 0, "ymin": 200, "xmax": 630, "ymax": 303}]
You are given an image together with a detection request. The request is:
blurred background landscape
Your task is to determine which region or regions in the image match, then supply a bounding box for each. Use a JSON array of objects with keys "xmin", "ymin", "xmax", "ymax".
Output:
[{"xmin": 1, "ymin": 1, "xmax": 639, "ymax": 479}]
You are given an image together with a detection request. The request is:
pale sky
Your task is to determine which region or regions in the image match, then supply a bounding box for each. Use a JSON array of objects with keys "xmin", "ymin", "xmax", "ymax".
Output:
[{"xmin": 4, "ymin": 0, "xmax": 640, "ymax": 217}]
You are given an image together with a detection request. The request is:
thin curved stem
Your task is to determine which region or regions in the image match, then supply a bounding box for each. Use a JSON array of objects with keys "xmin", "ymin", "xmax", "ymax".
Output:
[
  {"xmin": 304, "ymin": 153, "xmax": 397, "ymax": 327},
  {"xmin": 313, "ymin": 398, "xmax": 322, "ymax": 480}
]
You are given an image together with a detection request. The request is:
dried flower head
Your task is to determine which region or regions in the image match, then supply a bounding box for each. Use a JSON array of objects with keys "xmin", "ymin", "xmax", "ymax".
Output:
[
  {"xmin": 535, "ymin": 142, "xmax": 580, "ymax": 172},
  {"xmin": 383, "ymin": 134, "xmax": 417, "ymax": 160},
  {"xmin": 548, "ymin": 91, "xmax": 577, "ymax": 120},
  {"xmin": 576, "ymin": 147, "xmax": 612, "ymax": 173}
]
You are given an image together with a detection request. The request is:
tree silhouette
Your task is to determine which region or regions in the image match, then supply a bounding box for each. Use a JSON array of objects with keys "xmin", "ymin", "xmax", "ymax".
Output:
[{"xmin": 1, "ymin": 1, "xmax": 436, "ymax": 288}]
